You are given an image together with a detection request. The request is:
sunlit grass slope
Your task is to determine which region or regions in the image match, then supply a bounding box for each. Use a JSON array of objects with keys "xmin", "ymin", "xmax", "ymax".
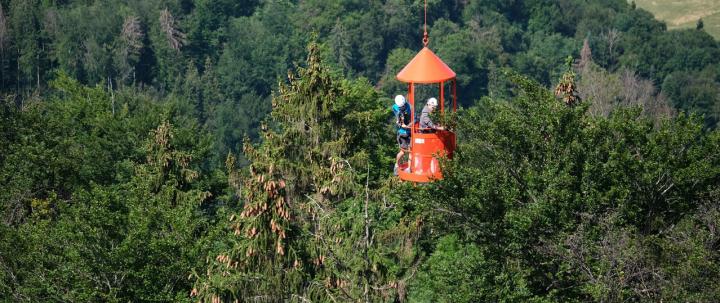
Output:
[{"xmin": 633, "ymin": 0, "xmax": 720, "ymax": 40}]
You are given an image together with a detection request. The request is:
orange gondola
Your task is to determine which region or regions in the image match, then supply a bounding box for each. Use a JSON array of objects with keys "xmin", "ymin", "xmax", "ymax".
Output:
[{"xmin": 395, "ymin": 2, "xmax": 458, "ymax": 183}]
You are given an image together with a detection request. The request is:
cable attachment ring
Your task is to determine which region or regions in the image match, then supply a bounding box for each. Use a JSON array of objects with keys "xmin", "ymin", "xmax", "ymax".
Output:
[{"xmin": 422, "ymin": 0, "xmax": 429, "ymax": 47}]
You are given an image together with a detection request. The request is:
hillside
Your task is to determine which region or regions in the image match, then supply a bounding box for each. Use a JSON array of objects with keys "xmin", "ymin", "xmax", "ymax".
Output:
[
  {"xmin": 634, "ymin": 0, "xmax": 720, "ymax": 39},
  {"xmin": 1, "ymin": 1, "xmax": 719, "ymax": 302}
]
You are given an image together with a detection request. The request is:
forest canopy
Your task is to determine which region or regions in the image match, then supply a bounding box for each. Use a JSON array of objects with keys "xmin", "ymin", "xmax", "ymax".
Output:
[{"xmin": 1, "ymin": 0, "xmax": 719, "ymax": 302}]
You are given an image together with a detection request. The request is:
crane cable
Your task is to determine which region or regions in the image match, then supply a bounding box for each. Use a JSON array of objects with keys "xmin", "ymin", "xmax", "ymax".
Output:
[{"xmin": 422, "ymin": 0, "xmax": 429, "ymax": 47}]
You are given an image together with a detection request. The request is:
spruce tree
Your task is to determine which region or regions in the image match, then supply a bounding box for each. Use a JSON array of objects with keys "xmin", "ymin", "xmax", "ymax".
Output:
[{"xmin": 192, "ymin": 42, "xmax": 420, "ymax": 302}]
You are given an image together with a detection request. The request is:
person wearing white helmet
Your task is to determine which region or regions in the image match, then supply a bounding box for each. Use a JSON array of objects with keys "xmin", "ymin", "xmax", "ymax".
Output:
[
  {"xmin": 392, "ymin": 95, "xmax": 411, "ymax": 175},
  {"xmin": 420, "ymin": 97, "xmax": 444, "ymax": 132}
]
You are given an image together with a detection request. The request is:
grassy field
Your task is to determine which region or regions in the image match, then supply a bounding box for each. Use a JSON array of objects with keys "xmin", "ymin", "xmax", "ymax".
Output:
[{"xmin": 633, "ymin": 0, "xmax": 720, "ymax": 40}]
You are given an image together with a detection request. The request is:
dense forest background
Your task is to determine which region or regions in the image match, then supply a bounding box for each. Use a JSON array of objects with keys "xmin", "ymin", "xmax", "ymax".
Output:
[{"xmin": 1, "ymin": 0, "xmax": 719, "ymax": 302}]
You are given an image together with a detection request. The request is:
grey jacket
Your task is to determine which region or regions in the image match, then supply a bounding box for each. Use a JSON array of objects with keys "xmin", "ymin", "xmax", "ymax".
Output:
[{"xmin": 420, "ymin": 105, "xmax": 435, "ymax": 129}]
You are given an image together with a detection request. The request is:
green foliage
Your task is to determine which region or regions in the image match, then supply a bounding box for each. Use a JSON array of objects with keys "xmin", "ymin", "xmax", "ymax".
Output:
[
  {"xmin": 192, "ymin": 42, "xmax": 418, "ymax": 302},
  {"xmin": 431, "ymin": 18, "xmax": 504, "ymax": 105},
  {"xmin": 627, "ymin": 29, "xmax": 720, "ymax": 82},
  {"xmin": 654, "ymin": 195, "xmax": 720, "ymax": 301},
  {"xmin": 409, "ymin": 234, "xmax": 492, "ymax": 303},
  {"xmin": 662, "ymin": 67, "xmax": 720, "ymax": 127},
  {"xmin": 411, "ymin": 71, "xmax": 720, "ymax": 301},
  {"xmin": 218, "ymin": 2, "xmax": 302, "ymax": 99},
  {"xmin": 0, "ymin": 72, "xmax": 164, "ymax": 224},
  {"xmin": 1, "ymin": 0, "xmax": 718, "ymax": 149},
  {"xmin": 514, "ymin": 32, "xmax": 577, "ymax": 86},
  {"xmin": 185, "ymin": 0, "xmax": 260, "ymax": 63},
  {"xmin": 2, "ymin": 1, "xmax": 720, "ymax": 302},
  {"xmin": 8, "ymin": 0, "xmax": 45, "ymax": 92},
  {"xmin": 0, "ymin": 86, "xmax": 215, "ymax": 301}
]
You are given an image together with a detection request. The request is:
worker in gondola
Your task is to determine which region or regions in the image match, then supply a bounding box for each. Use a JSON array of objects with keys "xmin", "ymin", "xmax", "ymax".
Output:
[
  {"xmin": 420, "ymin": 97, "xmax": 444, "ymax": 132},
  {"xmin": 392, "ymin": 95, "xmax": 411, "ymax": 175}
]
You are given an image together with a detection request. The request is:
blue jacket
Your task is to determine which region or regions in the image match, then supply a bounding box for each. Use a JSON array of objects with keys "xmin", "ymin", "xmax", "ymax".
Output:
[{"xmin": 392, "ymin": 104, "xmax": 411, "ymax": 135}]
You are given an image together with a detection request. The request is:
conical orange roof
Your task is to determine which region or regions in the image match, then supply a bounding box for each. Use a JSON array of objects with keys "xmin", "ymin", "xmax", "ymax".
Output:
[{"xmin": 396, "ymin": 47, "xmax": 456, "ymax": 84}]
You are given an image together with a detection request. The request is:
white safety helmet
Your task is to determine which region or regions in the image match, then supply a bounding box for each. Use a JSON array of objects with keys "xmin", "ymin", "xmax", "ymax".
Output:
[
  {"xmin": 427, "ymin": 97, "xmax": 438, "ymax": 107},
  {"xmin": 394, "ymin": 95, "xmax": 406, "ymax": 107}
]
